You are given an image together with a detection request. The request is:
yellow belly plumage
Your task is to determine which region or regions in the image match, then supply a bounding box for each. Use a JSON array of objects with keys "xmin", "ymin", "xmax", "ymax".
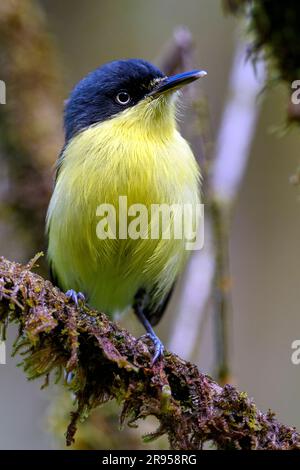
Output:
[{"xmin": 47, "ymin": 97, "xmax": 200, "ymax": 316}]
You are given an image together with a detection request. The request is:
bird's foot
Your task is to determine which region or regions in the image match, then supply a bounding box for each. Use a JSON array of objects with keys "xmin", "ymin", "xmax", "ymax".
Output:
[
  {"xmin": 64, "ymin": 370, "xmax": 74, "ymax": 384},
  {"xmin": 145, "ymin": 332, "xmax": 164, "ymax": 366},
  {"xmin": 65, "ymin": 289, "xmax": 85, "ymax": 306}
]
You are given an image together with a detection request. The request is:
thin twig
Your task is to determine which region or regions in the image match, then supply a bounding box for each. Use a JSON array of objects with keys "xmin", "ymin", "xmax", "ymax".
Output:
[{"xmin": 209, "ymin": 38, "xmax": 266, "ymax": 380}]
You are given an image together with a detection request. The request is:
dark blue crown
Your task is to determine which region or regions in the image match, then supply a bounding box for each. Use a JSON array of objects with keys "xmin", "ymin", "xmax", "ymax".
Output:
[{"xmin": 64, "ymin": 59, "xmax": 165, "ymax": 142}]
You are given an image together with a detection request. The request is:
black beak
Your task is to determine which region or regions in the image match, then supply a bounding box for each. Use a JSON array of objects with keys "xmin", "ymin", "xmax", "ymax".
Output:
[{"xmin": 148, "ymin": 69, "xmax": 207, "ymax": 98}]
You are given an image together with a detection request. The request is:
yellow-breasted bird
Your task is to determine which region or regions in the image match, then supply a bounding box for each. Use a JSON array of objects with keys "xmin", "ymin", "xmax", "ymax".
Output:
[{"xmin": 46, "ymin": 59, "xmax": 206, "ymax": 363}]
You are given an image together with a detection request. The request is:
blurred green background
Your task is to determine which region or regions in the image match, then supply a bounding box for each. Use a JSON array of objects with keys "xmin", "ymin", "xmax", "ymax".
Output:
[{"xmin": 1, "ymin": 0, "xmax": 300, "ymax": 449}]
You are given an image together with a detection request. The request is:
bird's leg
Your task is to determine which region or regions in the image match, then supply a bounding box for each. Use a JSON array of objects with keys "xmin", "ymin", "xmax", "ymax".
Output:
[
  {"xmin": 65, "ymin": 289, "xmax": 85, "ymax": 306},
  {"xmin": 64, "ymin": 370, "xmax": 74, "ymax": 384},
  {"xmin": 64, "ymin": 290, "xmax": 85, "ymax": 383},
  {"xmin": 133, "ymin": 290, "xmax": 164, "ymax": 365}
]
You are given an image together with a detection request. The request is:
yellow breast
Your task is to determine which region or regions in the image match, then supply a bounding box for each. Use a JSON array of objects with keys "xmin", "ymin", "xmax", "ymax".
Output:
[{"xmin": 47, "ymin": 97, "xmax": 200, "ymax": 315}]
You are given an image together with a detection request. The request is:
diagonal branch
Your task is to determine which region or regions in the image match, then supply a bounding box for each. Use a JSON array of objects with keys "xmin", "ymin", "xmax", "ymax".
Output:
[{"xmin": 0, "ymin": 255, "xmax": 299, "ymax": 450}]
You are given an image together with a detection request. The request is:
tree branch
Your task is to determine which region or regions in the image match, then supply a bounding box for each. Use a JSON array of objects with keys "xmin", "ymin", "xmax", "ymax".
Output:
[
  {"xmin": 0, "ymin": 255, "xmax": 299, "ymax": 450},
  {"xmin": 224, "ymin": 0, "xmax": 300, "ymax": 123},
  {"xmin": 168, "ymin": 34, "xmax": 265, "ymax": 382}
]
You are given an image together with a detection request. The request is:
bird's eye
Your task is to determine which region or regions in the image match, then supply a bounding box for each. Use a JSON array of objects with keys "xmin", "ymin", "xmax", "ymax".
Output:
[{"xmin": 116, "ymin": 91, "xmax": 131, "ymax": 105}]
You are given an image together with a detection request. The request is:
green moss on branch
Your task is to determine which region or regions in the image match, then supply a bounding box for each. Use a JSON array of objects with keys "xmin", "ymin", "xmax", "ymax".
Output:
[
  {"xmin": 224, "ymin": 0, "xmax": 300, "ymax": 121},
  {"xmin": 0, "ymin": 254, "xmax": 299, "ymax": 450}
]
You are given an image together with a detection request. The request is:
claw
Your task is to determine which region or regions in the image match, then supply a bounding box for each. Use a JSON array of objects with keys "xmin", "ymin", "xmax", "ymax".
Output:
[
  {"xmin": 147, "ymin": 332, "xmax": 164, "ymax": 365},
  {"xmin": 65, "ymin": 289, "xmax": 85, "ymax": 306},
  {"xmin": 64, "ymin": 370, "xmax": 74, "ymax": 384},
  {"xmin": 133, "ymin": 295, "xmax": 165, "ymax": 365},
  {"xmin": 77, "ymin": 292, "xmax": 85, "ymax": 302},
  {"xmin": 136, "ymin": 332, "xmax": 164, "ymax": 364}
]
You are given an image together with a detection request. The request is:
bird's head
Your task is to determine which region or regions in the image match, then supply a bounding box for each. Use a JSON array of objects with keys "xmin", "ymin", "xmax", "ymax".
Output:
[{"xmin": 64, "ymin": 59, "xmax": 206, "ymax": 142}]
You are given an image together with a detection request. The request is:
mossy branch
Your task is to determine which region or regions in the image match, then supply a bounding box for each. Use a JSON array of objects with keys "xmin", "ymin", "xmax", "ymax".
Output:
[
  {"xmin": 224, "ymin": 0, "xmax": 300, "ymax": 122},
  {"xmin": 0, "ymin": 254, "xmax": 299, "ymax": 450}
]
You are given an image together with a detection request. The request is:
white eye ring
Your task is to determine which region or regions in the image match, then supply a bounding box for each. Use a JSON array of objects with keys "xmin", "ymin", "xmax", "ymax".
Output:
[{"xmin": 116, "ymin": 91, "xmax": 131, "ymax": 105}]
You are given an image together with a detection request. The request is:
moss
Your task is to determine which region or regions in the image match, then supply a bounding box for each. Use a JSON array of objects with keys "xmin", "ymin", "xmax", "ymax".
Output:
[
  {"xmin": 224, "ymin": 0, "xmax": 300, "ymax": 122},
  {"xmin": 0, "ymin": 255, "xmax": 299, "ymax": 450}
]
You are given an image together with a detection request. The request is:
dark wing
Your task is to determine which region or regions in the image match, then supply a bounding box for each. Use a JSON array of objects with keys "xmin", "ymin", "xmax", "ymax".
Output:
[{"xmin": 134, "ymin": 283, "xmax": 176, "ymax": 327}]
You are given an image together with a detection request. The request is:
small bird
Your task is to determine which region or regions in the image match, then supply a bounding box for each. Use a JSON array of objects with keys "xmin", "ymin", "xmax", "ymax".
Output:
[{"xmin": 46, "ymin": 59, "xmax": 206, "ymax": 364}]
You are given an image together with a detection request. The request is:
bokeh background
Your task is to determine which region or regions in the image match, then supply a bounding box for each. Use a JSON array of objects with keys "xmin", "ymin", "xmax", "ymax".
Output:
[{"xmin": 1, "ymin": 0, "xmax": 300, "ymax": 449}]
